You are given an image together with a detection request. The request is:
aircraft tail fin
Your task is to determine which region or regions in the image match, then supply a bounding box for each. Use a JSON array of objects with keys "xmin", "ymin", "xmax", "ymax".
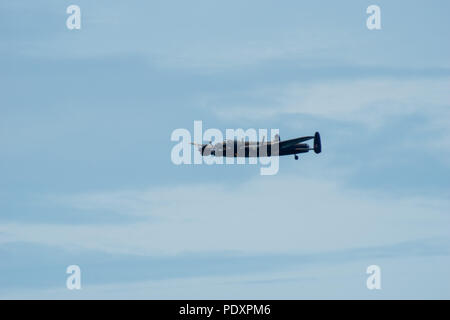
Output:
[{"xmin": 313, "ymin": 132, "xmax": 322, "ymax": 154}]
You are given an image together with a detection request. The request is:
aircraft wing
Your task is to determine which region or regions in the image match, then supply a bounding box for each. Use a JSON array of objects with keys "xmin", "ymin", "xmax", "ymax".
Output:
[
  {"xmin": 279, "ymin": 136, "xmax": 314, "ymax": 150},
  {"xmin": 190, "ymin": 142, "xmax": 206, "ymax": 147}
]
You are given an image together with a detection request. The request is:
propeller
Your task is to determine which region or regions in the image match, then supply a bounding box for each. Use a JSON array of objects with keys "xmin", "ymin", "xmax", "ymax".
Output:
[{"xmin": 190, "ymin": 141, "xmax": 213, "ymax": 155}]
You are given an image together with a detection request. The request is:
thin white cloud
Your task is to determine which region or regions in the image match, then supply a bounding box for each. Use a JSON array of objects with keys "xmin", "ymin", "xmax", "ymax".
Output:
[
  {"xmin": 209, "ymin": 77, "xmax": 450, "ymax": 157},
  {"xmin": 7, "ymin": 2, "xmax": 418, "ymax": 71},
  {"xmin": 211, "ymin": 77, "xmax": 450, "ymax": 124},
  {"xmin": 3, "ymin": 254, "xmax": 450, "ymax": 299},
  {"xmin": 1, "ymin": 172, "xmax": 449, "ymax": 256}
]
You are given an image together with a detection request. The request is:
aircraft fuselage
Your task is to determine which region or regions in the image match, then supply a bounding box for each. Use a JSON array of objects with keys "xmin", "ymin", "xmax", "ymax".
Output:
[{"xmin": 197, "ymin": 132, "xmax": 321, "ymax": 159}]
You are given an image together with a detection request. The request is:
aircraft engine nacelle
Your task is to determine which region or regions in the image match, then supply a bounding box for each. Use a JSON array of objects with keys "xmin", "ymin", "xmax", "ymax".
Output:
[{"xmin": 200, "ymin": 144, "xmax": 215, "ymax": 156}]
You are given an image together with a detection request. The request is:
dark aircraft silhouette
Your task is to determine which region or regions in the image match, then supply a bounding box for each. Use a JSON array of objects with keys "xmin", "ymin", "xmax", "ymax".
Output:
[{"xmin": 192, "ymin": 132, "xmax": 321, "ymax": 160}]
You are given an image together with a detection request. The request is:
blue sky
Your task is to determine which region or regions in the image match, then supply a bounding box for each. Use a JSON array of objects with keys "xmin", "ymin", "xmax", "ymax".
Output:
[{"xmin": 1, "ymin": 0, "xmax": 450, "ymax": 298}]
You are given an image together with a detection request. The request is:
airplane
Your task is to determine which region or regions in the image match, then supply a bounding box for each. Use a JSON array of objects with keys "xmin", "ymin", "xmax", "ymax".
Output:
[{"xmin": 191, "ymin": 132, "xmax": 321, "ymax": 160}]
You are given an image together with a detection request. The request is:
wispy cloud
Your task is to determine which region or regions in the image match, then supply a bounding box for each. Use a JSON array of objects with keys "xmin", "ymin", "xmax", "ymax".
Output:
[
  {"xmin": 1, "ymin": 238, "xmax": 449, "ymax": 299},
  {"xmin": 206, "ymin": 76, "xmax": 450, "ymax": 161},
  {"xmin": 209, "ymin": 77, "xmax": 450, "ymax": 124},
  {"xmin": 2, "ymin": 172, "xmax": 449, "ymax": 256}
]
